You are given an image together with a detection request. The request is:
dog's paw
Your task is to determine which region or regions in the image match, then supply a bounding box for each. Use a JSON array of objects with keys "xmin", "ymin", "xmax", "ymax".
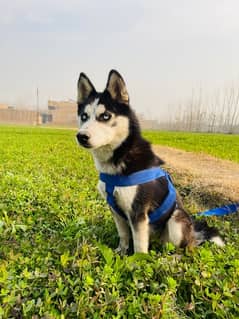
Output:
[{"xmin": 115, "ymin": 245, "xmax": 128, "ymax": 256}]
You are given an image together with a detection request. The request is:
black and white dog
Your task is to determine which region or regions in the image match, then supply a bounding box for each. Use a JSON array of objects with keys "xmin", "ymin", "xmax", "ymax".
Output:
[{"xmin": 76, "ymin": 70, "xmax": 224, "ymax": 254}]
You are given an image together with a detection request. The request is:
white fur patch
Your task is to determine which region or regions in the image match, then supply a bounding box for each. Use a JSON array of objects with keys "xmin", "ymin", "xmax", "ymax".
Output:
[
  {"xmin": 84, "ymin": 98, "xmax": 100, "ymax": 117},
  {"xmin": 210, "ymin": 236, "xmax": 224, "ymax": 247},
  {"xmin": 94, "ymin": 147, "xmax": 121, "ymax": 173},
  {"xmin": 162, "ymin": 210, "xmax": 183, "ymax": 247},
  {"xmin": 98, "ymin": 180, "xmax": 137, "ymax": 215},
  {"xmin": 114, "ymin": 185, "xmax": 137, "ymax": 214},
  {"xmin": 167, "ymin": 221, "xmax": 183, "ymax": 247},
  {"xmin": 110, "ymin": 116, "xmax": 129, "ymax": 149},
  {"xmin": 95, "ymin": 104, "xmax": 106, "ymax": 117}
]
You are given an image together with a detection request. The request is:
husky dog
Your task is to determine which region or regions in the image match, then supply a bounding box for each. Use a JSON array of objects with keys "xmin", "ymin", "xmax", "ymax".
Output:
[{"xmin": 76, "ymin": 70, "xmax": 224, "ymax": 254}]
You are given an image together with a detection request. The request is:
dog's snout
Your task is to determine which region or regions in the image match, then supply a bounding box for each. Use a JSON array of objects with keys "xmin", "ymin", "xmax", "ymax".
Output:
[
  {"xmin": 78, "ymin": 132, "xmax": 90, "ymax": 142},
  {"xmin": 76, "ymin": 132, "xmax": 91, "ymax": 147}
]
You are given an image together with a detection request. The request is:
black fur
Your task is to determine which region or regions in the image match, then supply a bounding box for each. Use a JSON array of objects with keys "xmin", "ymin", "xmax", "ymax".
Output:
[
  {"xmin": 111, "ymin": 111, "xmax": 164, "ymax": 174},
  {"xmin": 193, "ymin": 219, "xmax": 220, "ymax": 242}
]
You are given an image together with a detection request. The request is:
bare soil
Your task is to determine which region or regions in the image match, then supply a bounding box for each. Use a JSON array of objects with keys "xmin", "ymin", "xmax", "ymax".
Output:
[{"xmin": 153, "ymin": 145, "xmax": 239, "ymax": 202}]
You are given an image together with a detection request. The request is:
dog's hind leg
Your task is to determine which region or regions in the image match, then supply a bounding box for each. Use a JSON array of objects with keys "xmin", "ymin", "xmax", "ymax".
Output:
[
  {"xmin": 161, "ymin": 209, "xmax": 195, "ymax": 248},
  {"xmin": 112, "ymin": 212, "xmax": 130, "ymax": 255}
]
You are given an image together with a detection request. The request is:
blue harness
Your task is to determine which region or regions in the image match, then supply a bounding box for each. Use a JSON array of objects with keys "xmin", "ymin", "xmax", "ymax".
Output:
[
  {"xmin": 100, "ymin": 167, "xmax": 239, "ymax": 222},
  {"xmin": 100, "ymin": 167, "xmax": 177, "ymax": 224}
]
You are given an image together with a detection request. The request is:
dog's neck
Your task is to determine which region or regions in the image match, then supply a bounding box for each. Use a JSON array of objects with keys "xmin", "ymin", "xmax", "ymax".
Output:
[
  {"xmin": 92, "ymin": 145, "xmax": 124, "ymax": 174},
  {"xmin": 92, "ymin": 129, "xmax": 164, "ymax": 175}
]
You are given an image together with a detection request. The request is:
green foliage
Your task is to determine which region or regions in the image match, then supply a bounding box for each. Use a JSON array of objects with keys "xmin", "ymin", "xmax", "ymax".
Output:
[
  {"xmin": 143, "ymin": 131, "xmax": 239, "ymax": 163},
  {"xmin": 0, "ymin": 126, "xmax": 238, "ymax": 318}
]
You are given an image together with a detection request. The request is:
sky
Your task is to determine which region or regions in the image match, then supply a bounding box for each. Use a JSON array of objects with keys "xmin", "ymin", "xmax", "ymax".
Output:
[{"xmin": 1, "ymin": 0, "xmax": 239, "ymax": 120}]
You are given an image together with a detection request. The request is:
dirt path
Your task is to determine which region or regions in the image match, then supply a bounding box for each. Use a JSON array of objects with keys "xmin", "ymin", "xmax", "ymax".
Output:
[{"xmin": 153, "ymin": 146, "xmax": 239, "ymax": 202}]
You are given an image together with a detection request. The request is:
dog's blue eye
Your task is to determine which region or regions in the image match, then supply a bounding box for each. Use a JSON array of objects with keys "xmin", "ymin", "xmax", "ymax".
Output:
[
  {"xmin": 101, "ymin": 112, "xmax": 111, "ymax": 121},
  {"xmin": 81, "ymin": 113, "xmax": 88, "ymax": 122}
]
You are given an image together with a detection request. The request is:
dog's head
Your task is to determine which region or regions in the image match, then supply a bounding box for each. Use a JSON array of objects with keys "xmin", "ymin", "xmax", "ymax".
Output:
[{"xmin": 76, "ymin": 70, "xmax": 131, "ymax": 150}]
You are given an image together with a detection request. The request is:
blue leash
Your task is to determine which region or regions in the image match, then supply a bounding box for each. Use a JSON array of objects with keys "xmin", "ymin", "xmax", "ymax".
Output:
[{"xmin": 198, "ymin": 203, "xmax": 239, "ymax": 217}]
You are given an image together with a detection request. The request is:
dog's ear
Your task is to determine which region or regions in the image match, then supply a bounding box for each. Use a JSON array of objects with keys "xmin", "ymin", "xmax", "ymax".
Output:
[
  {"xmin": 106, "ymin": 70, "xmax": 129, "ymax": 104},
  {"xmin": 77, "ymin": 73, "xmax": 96, "ymax": 104}
]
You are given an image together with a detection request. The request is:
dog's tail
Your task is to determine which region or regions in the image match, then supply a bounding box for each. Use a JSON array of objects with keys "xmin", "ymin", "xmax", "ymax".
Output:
[{"xmin": 193, "ymin": 219, "xmax": 224, "ymax": 247}]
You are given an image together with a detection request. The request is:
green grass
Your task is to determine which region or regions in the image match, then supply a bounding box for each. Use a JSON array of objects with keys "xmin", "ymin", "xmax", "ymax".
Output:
[
  {"xmin": 143, "ymin": 131, "xmax": 239, "ymax": 163},
  {"xmin": 0, "ymin": 126, "xmax": 238, "ymax": 318}
]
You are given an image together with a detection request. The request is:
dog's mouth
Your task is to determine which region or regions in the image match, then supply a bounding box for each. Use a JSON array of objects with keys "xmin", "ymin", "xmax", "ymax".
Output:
[{"xmin": 79, "ymin": 142, "xmax": 92, "ymax": 149}]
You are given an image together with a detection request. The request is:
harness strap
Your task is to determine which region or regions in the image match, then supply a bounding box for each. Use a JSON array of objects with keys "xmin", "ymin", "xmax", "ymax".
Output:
[
  {"xmin": 100, "ymin": 167, "xmax": 177, "ymax": 224},
  {"xmin": 105, "ymin": 182, "xmax": 127, "ymax": 220},
  {"xmin": 100, "ymin": 167, "xmax": 167, "ymax": 186},
  {"xmin": 149, "ymin": 176, "xmax": 176, "ymax": 223}
]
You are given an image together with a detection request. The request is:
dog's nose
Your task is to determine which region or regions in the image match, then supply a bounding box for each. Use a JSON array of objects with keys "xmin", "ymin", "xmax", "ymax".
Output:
[{"xmin": 76, "ymin": 132, "xmax": 91, "ymax": 146}]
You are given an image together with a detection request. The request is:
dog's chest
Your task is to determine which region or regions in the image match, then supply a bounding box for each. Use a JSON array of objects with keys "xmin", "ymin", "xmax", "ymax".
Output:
[{"xmin": 98, "ymin": 181, "xmax": 137, "ymax": 214}]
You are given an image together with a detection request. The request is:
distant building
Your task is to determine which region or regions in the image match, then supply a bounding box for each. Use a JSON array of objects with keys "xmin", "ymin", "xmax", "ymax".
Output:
[{"xmin": 47, "ymin": 100, "xmax": 77, "ymax": 126}]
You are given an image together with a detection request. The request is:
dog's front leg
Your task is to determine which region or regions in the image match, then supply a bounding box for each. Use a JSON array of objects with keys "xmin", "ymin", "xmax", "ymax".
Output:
[
  {"xmin": 112, "ymin": 211, "xmax": 130, "ymax": 255},
  {"xmin": 131, "ymin": 217, "xmax": 149, "ymax": 253}
]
